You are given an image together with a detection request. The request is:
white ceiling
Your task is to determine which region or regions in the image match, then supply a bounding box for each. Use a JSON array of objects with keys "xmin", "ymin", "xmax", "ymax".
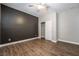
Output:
[{"xmin": 3, "ymin": 3, "xmax": 79, "ymax": 17}]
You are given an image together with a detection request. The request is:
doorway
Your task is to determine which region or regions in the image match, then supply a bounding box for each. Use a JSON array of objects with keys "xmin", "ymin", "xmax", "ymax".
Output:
[{"xmin": 41, "ymin": 22, "xmax": 45, "ymax": 39}]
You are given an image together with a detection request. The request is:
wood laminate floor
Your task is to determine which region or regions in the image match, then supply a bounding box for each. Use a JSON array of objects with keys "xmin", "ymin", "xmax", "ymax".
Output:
[{"xmin": 0, "ymin": 39, "xmax": 79, "ymax": 56}]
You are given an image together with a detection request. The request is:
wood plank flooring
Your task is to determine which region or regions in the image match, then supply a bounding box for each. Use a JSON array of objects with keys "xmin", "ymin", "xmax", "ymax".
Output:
[{"xmin": 0, "ymin": 39, "xmax": 79, "ymax": 56}]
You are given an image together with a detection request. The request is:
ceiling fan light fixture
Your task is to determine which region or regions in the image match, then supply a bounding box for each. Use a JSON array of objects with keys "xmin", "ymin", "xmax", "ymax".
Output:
[{"xmin": 37, "ymin": 5, "xmax": 45, "ymax": 9}]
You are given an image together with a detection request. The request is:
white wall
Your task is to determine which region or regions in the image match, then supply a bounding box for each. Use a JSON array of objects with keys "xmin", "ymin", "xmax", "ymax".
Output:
[
  {"xmin": 39, "ymin": 6, "xmax": 79, "ymax": 45},
  {"xmin": 39, "ymin": 10, "xmax": 57, "ymax": 42},
  {"xmin": 58, "ymin": 8, "xmax": 79, "ymax": 44}
]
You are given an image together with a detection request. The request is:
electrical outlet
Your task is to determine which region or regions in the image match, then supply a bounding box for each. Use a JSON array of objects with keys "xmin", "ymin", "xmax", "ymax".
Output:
[
  {"xmin": 35, "ymin": 35, "xmax": 37, "ymax": 36},
  {"xmin": 8, "ymin": 38, "xmax": 11, "ymax": 41}
]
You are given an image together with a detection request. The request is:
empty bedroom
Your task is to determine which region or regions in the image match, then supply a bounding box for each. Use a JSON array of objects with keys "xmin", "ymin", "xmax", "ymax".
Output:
[{"xmin": 0, "ymin": 3, "xmax": 79, "ymax": 56}]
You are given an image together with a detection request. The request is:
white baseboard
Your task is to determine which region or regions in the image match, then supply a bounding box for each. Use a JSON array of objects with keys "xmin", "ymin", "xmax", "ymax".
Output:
[
  {"xmin": 58, "ymin": 39, "xmax": 79, "ymax": 45},
  {"xmin": 0, "ymin": 37, "xmax": 40, "ymax": 48},
  {"xmin": 46, "ymin": 39, "xmax": 57, "ymax": 43},
  {"xmin": 50, "ymin": 40, "xmax": 57, "ymax": 43}
]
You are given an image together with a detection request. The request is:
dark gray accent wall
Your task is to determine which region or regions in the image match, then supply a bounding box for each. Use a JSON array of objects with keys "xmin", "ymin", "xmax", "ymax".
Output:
[
  {"xmin": 0, "ymin": 4, "xmax": 1, "ymax": 43},
  {"xmin": 1, "ymin": 4, "xmax": 38, "ymax": 44}
]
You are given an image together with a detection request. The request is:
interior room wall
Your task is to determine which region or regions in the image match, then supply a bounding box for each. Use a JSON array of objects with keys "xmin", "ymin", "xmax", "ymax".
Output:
[
  {"xmin": 0, "ymin": 4, "xmax": 1, "ymax": 43},
  {"xmin": 39, "ymin": 7, "xmax": 79, "ymax": 44},
  {"xmin": 1, "ymin": 4, "xmax": 38, "ymax": 44},
  {"xmin": 39, "ymin": 10, "xmax": 57, "ymax": 42},
  {"xmin": 58, "ymin": 8, "xmax": 79, "ymax": 44}
]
